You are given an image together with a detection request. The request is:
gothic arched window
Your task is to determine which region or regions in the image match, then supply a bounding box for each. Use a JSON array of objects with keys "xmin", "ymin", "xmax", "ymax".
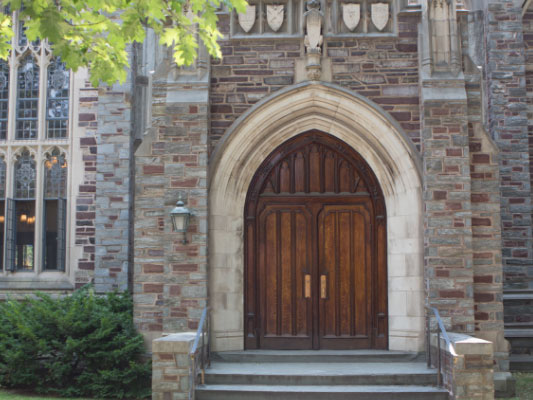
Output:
[
  {"xmin": 9, "ymin": 150, "xmax": 36, "ymax": 270},
  {"xmin": 16, "ymin": 55, "xmax": 40, "ymax": 140},
  {"xmin": 43, "ymin": 148, "xmax": 67, "ymax": 270},
  {"xmin": 0, "ymin": 62, "xmax": 9, "ymax": 140},
  {"xmin": 47, "ymin": 59, "xmax": 70, "ymax": 139}
]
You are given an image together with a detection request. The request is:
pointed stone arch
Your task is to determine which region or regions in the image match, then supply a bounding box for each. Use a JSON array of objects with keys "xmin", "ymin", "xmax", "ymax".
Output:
[{"xmin": 209, "ymin": 81, "xmax": 424, "ymax": 352}]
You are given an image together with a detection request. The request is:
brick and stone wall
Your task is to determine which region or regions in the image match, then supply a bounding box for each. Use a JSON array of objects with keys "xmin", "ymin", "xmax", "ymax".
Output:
[
  {"xmin": 485, "ymin": 1, "xmax": 533, "ymax": 292},
  {"xmin": 420, "ymin": 90, "xmax": 475, "ymax": 333},
  {"xmin": 134, "ymin": 69, "xmax": 209, "ymax": 347},
  {"xmin": 210, "ymin": 14, "xmax": 421, "ymax": 150},
  {"xmin": 152, "ymin": 333, "xmax": 195, "ymax": 400},
  {"xmin": 430, "ymin": 332, "xmax": 495, "ymax": 400},
  {"xmin": 74, "ymin": 83, "xmax": 99, "ymax": 288},
  {"xmin": 94, "ymin": 83, "xmax": 134, "ymax": 293}
]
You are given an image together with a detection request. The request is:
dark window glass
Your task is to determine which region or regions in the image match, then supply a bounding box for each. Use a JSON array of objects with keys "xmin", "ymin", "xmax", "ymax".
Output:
[
  {"xmin": 16, "ymin": 56, "xmax": 39, "ymax": 139},
  {"xmin": 14, "ymin": 199, "xmax": 34, "ymax": 270},
  {"xmin": 43, "ymin": 149, "xmax": 67, "ymax": 270}
]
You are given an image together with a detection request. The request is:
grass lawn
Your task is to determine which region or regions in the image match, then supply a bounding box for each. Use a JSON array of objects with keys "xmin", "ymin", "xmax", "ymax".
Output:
[
  {"xmin": 0, "ymin": 390, "xmax": 92, "ymax": 400},
  {"xmin": 510, "ymin": 372, "xmax": 533, "ymax": 400}
]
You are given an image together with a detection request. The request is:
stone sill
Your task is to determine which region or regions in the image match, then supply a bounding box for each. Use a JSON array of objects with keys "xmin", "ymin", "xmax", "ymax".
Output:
[{"xmin": 0, "ymin": 276, "xmax": 74, "ymax": 291}]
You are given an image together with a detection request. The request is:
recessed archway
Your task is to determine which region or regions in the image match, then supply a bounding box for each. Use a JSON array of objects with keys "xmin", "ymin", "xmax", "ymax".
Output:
[{"xmin": 208, "ymin": 81, "xmax": 424, "ymax": 352}]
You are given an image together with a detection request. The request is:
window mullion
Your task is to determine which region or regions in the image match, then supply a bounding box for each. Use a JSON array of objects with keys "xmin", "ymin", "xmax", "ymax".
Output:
[
  {"xmin": 37, "ymin": 47, "xmax": 48, "ymax": 142},
  {"xmin": 34, "ymin": 147, "xmax": 43, "ymax": 273},
  {"xmin": 7, "ymin": 36, "xmax": 17, "ymax": 143}
]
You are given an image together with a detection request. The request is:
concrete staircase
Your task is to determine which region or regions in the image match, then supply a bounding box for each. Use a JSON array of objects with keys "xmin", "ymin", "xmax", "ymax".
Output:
[
  {"xmin": 504, "ymin": 289, "xmax": 533, "ymax": 371},
  {"xmin": 195, "ymin": 350, "xmax": 449, "ymax": 400}
]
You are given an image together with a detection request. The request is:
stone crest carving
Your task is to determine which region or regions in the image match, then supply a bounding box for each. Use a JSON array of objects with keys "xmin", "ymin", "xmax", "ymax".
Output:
[
  {"xmin": 304, "ymin": 0, "xmax": 323, "ymax": 80},
  {"xmin": 371, "ymin": 2, "xmax": 389, "ymax": 31},
  {"xmin": 238, "ymin": 5, "xmax": 256, "ymax": 33},
  {"xmin": 342, "ymin": 3, "xmax": 360, "ymax": 31},
  {"xmin": 267, "ymin": 5, "xmax": 284, "ymax": 32}
]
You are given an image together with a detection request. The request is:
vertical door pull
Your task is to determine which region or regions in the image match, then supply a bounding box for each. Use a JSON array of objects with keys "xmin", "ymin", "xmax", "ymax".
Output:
[
  {"xmin": 320, "ymin": 275, "xmax": 327, "ymax": 299},
  {"xmin": 304, "ymin": 274, "xmax": 311, "ymax": 298}
]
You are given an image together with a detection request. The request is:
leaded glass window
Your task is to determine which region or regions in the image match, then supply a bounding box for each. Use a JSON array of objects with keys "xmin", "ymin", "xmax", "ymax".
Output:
[
  {"xmin": 47, "ymin": 59, "xmax": 69, "ymax": 139},
  {"xmin": 1, "ymin": 13, "xmax": 72, "ymax": 276},
  {"xmin": 16, "ymin": 56, "xmax": 39, "ymax": 140},
  {"xmin": 0, "ymin": 157, "xmax": 6, "ymax": 198},
  {"xmin": 44, "ymin": 148, "xmax": 67, "ymax": 198},
  {"xmin": 0, "ymin": 62, "xmax": 9, "ymax": 140},
  {"xmin": 14, "ymin": 150, "xmax": 36, "ymax": 199}
]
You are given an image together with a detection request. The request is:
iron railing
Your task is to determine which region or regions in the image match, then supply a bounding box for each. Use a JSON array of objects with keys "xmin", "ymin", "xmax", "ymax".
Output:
[
  {"xmin": 425, "ymin": 305, "xmax": 456, "ymax": 387},
  {"xmin": 189, "ymin": 306, "xmax": 210, "ymax": 400}
]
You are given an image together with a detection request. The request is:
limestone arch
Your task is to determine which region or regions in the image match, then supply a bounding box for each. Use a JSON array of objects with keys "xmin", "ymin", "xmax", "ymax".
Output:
[{"xmin": 209, "ymin": 81, "xmax": 424, "ymax": 352}]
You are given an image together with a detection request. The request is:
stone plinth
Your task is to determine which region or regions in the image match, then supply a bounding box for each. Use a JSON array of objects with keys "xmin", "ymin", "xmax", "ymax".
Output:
[
  {"xmin": 152, "ymin": 332, "xmax": 195, "ymax": 400},
  {"xmin": 430, "ymin": 332, "xmax": 494, "ymax": 400}
]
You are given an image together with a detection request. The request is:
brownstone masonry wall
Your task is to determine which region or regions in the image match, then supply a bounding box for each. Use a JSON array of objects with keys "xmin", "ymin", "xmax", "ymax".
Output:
[
  {"xmin": 74, "ymin": 83, "xmax": 99, "ymax": 288},
  {"xmin": 486, "ymin": 1, "xmax": 532, "ymax": 291},
  {"xmin": 421, "ymin": 93, "xmax": 475, "ymax": 333},
  {"xmin": 134, "ymin": 75, "xmax": 209, "ymax": 347},
  {"xmin": 210, "ymin": 14, "xmax": 421, "ymax": 151}
]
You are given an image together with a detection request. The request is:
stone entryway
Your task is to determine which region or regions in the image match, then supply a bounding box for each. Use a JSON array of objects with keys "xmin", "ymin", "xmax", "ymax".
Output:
[
  {"xmin": 244, "ymin": 132, "xmax": 387, "ymax": 350},
  {"xmin": 208, "ymin": 82, "xmax": 424, "ymax": 352}
]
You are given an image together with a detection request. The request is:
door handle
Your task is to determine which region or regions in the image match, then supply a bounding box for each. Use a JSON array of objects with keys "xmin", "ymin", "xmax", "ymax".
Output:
[
  {"xmin": 320, "ymin": 275, "xmax": 327, "ymax": 299},
  {"xmin": 304, "ymin": 274, "xmax": 311, "ymax": 298}
]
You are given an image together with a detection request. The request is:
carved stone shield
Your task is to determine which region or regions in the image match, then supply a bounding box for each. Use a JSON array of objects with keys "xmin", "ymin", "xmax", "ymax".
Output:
[
  {"xmin": 238, "ymin": 5, "xmax": 256, "ymax": 33},
  {"xmin": 267, "ymin": 5, "xmax": 284, "ymax": 32},
  {"xmin": 342, "ymin": 3, "xmax": 360, "ymax": 31},
  {"xmin": 371, "ymin": 2, "xmax": 389, "ymax": 31}
]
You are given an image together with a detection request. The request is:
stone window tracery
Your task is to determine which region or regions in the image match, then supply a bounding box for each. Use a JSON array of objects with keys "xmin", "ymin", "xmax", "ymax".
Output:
[{"xmin": 0, "ymin": 11, "xmax": 72, "ymax": 276}]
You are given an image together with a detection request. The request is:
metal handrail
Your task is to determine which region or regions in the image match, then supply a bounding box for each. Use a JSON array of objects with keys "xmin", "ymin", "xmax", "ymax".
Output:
[
  {"xmin": 189, "ymin": 306, "xmax": 210, "ymax": 400},
  {"xmin": 425, "ymin": 306, "xmax": 456, "ymax": 387}
]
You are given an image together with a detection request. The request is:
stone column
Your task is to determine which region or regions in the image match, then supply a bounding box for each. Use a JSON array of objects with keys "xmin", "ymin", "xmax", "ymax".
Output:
[
  {"xmin": 94, "ymin": 77, "xmax": 133, "ymax": 293},
  {"xmin": 420, "ymin": 2, "xmax": 475, "ymax": 332}
]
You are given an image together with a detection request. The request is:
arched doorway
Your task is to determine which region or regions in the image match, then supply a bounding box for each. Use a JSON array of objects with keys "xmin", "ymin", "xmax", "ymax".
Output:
[
  {"xmin": 244, "ymin": 131, "xmax": 387, "ymax": 350},
  {"xmin": 209, "ymin": 82, "xmax": 423, "ymax": 353}
]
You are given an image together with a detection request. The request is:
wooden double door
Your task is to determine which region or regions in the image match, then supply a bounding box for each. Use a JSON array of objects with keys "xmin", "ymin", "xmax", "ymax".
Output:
[{"xmin": 245, "ymin": 132, "xmax": 387, "ymax": 350}]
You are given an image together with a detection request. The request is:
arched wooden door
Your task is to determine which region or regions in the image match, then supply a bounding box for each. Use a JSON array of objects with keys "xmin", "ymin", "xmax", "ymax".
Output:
[{"xmin": 244, "ymin": 131, "xmax": 387, "ymax": 350}]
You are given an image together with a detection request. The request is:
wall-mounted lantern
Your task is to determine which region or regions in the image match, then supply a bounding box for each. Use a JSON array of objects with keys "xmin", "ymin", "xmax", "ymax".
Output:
[{"xmin": 170, "ymin": 200, "xmax": 192, "ymax": 244}]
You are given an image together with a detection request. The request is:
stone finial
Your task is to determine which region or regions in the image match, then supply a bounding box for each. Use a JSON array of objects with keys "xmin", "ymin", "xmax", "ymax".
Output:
[{"xmin": 304, "ymin": 0, "xmax": 324, "ymax": 80}]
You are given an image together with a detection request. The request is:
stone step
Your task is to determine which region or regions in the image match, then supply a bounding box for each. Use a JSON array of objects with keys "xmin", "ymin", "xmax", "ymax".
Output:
[
  {"xmin": 510, "ymin": 355, "xmax": 533, "ymax": 372},
  {"xmin": 212, "ymin": 350, "xmax": 424, "ymax": 364},
  {"xmin": 205, "ymin": 361, "xmax": 438, "ymax": 386},
  {"xmin": 195, "ymin": 384, "xmax": 449, "ymax": 400},
  {"xmin": 505, "ymin": 329, "xmax": 533, "ymax": 337}
]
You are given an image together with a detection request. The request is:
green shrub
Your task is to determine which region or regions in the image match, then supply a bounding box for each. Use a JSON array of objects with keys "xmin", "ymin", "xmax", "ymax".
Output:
[{"xmin": 0, "ymin": 286, "xmax": 151, "ymax": 399}]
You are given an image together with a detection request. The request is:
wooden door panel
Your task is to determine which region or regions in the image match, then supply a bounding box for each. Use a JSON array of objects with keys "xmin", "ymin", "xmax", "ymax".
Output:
[
  {"xmin": 258, "ymin": 203, "xmax": 312, "ymax": 349},
  {"xmin": 318, "ymin": 204, "xmax": 373, "ymax": 349},
  {"xmin": 245, "ymin": 132, "xmax": 388, "ymax": 350}
]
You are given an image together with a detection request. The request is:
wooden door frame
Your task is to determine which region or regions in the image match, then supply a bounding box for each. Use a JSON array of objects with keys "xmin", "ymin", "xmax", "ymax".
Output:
[{"xmin": 244, "ymin": 131, "xmax": 388, "ymax": 350}]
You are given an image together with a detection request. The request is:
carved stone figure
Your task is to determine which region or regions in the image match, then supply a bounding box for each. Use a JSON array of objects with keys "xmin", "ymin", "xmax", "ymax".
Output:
[
  {"xmin": 304, "ymin": 0, "xmax": 323, "ymax": 53},
  {"xmin": 303, "ymin": 0, "xmax": 324, "ymax": 80},
  {"xmin": 342, "ymin": 3, "xmax": 360, "ymax": 31},
  {"xmin": 267, "ymin": 5, "xmax": 284, "ymax": 32},
  {"xmin": 238, "ymin": 5, "xmax": 257, "ymax": 33},
  {"xmin": 371, "ymin": 2, "xmax": 390, "ymax": 31}
]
